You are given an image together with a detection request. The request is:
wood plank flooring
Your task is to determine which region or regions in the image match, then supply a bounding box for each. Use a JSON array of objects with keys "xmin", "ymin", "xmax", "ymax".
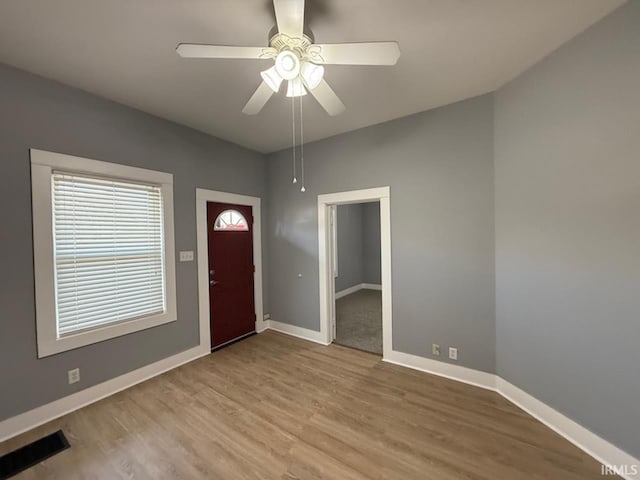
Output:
[{"xmin": 0, "ymin": 331, "xmax": 613, "ymax": 479}]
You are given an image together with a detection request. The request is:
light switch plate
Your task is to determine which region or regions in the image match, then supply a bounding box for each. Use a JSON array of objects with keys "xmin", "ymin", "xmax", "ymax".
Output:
[{"xmin": 179, "ymin": 251, "xmax": 194, "ymax": 262}]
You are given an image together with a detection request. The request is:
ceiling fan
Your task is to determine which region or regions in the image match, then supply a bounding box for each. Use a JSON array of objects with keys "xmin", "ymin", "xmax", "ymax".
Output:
[{"xmin": 176, "ymin": 0, "xmax": 400, "ymax": 116}]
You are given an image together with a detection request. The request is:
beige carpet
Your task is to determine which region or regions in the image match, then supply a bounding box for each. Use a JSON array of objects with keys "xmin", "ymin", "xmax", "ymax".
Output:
[{"xmin": 334, "ymin": 289, "xmax": 382, "ymax": 354}]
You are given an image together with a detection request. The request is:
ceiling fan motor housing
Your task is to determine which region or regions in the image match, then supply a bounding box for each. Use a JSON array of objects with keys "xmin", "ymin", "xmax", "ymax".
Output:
[{"xmin": 270, "ymin": 33, "xmax": 313, "ymax": 59}]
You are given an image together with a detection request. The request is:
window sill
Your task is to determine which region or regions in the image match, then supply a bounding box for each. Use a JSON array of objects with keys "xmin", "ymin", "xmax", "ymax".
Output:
[{"xmin": 37, "ymin": 311, "xmax": 177, "ymax": 358}]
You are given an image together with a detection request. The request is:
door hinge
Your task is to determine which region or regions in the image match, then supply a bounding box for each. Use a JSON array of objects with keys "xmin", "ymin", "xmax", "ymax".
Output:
[{"xmin": 252, "ymin": 265, "xmax": 256, "ymax": 273}]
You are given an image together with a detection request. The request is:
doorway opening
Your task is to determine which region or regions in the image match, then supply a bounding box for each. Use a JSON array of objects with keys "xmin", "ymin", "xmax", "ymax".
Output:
[
  {"xmin": 196, "ymin": 189, "xmax": 265, "ymax": 353},
  {"xmin": 332, "ymin": 202, "xmax": 382, "ymax": 354},
  {"xmin": 318, "ymin": 187, "xmax": 392, "ymax": 358}
]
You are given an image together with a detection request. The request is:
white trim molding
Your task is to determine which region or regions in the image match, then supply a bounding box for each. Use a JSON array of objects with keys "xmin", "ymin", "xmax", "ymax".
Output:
[
  {"xmin": 258, "ymin": 324, "xmax": 639, "ymax": 479},
  {"xmin": 318, "ymin": 186, "xmax": 392, "ymax": 356},
  {"xmin": 196, "ymin": 188, "xmax": 265, "ymax": 351},
  {"xmin": 496, "ymin": 378, "xmax": 640, "ymax": 480},
  {"xmin": 335, "ymin": 283, "xmax": 382, "ymax": 300},
  {"xmin": 382, "ymin": 346, "xmax": 638, "ymax": 480},
  {"xmin": 264, "ymin": 320, "xmax": 329, "ymax": 345},
  {"xmin": 383, "ymin": 350, "xmax": 497, "ymax": 391},
  {"xmin": 0, "ymin": 345, "xmax": 208, "ymax": 443},
  {"xmin": 335, "ymin": 284, "xmax": 362, "ymax": 300},
  {"xmin": 2, "ymin": 312, "xmax": 636, "ymax": 479}
]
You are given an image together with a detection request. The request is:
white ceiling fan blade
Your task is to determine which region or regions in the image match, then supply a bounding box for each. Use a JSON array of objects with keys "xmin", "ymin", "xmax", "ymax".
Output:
[
  {"xmin": 273, "ymin": 0, "xmax": 305, "ymax": 38},
  {"xmin": 309, "ymin": 42, "xmax": 400, "ymax": 65},
  {"xmin": 242, "ymin": 81, "xmax": 274, "ymax": 115},
  {"xmin": 176, "ymin": 44, "xmax": 276, "ymax": 59},
  {"xmin": 309, "ymin": 79, "xmax": 345, "ymax": 116}
]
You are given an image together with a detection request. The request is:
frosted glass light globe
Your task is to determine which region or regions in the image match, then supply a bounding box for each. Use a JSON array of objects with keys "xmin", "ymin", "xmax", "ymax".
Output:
[{"xmin": 275, "ymin": 50, "xmax": 301, "ymax": 80}]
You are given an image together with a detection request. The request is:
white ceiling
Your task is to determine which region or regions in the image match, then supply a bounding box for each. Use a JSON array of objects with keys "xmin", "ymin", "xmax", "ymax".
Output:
[{"xmin": 0, "ymin": 0, "xmax": 624, "ymax": 153}]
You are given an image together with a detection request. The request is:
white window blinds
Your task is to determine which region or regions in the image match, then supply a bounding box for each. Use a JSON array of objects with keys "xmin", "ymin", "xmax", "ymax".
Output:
[{"xmin": 52, "ymin": 172, "xmax": 166, "ymax": 337}]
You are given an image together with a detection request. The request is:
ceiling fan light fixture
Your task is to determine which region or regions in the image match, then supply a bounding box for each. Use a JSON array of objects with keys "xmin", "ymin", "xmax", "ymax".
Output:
[
  {"xmin": 260, "ymin": 66, "xmax": 283, "ymax": 93},
  {"xmin": 275, "ymin": 50, "xmax": 301, "ymax": 80},
  {"xmin": 177, "ymin": 11, "xmax": 400, "ymax": 117},
  {"xmin": 300, "ymin": 61, "xmax": 325, "ymax": 90},
  {"xmin": 286, "ymin": 77, "xmax": 307, "ymax": 97}
]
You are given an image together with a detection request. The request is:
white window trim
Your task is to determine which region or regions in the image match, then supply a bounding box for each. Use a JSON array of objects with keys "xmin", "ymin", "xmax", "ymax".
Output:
[{"xmin": 31, "ymin": 149, "xmax": 177, "ymax": 358}]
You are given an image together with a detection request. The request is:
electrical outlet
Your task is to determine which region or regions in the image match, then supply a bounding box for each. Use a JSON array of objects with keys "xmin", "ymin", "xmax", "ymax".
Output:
[
  {"xmin": 432, "ymin": 344, "xmax": 440, "ymax": 356},
  {"xmin": 179, "ymin": 251, "xmax": 194, "ymax": 262},
  {"xmin": 448, "ymin": 347, "xmax": 458, "ymax": 361},
  {"xmin": 68, "ymin": 368, "xmax": 80, "ymax": 384}
]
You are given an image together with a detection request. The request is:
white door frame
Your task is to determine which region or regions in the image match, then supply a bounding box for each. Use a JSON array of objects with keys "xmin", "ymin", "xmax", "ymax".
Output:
[
  {"xmin": 196, "ymin": 188, "xmax": 265, "ymax": 352},
  {"xmin": 318, "ymin": 186, "xmax": 392, "ymax": 358}
]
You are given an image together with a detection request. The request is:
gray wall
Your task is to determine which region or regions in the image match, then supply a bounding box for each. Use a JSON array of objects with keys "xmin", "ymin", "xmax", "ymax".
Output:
[
  {"xmin": 334, "ymin": 202, "xmax": 381, "ymax": 291},
  {"xmin": 0, "ymin": 63, "xmax": 267, "ymax": 421},
  {"xmin": 3, "ymin": 2, "xmax": 635, "ymax": 459},
  {"xmin": 363, "ymin": 202, "xmax": 381, "ymax": 285},
  {"xmin": 494, "ymin": 1, "xmax": 640, "ymax": 459},
  {"xmin": 335, "ymin": 203, "xmax": 365, "ymax": 292},
  {"xmin": 267, "ymin": 94, "xmax": 496, "ymax": 373}
]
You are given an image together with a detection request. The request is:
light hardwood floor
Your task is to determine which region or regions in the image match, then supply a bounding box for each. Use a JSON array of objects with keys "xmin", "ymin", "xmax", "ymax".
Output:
[{"xmin": 0, "ymin": 331, "xmax": 613, "ymax": 479}]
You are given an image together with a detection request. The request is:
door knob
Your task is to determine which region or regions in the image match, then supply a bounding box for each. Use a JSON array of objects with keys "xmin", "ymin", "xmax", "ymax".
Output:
[{"xmin": 210, "ymin": 280, "xmax": 220, "ymax": 286}]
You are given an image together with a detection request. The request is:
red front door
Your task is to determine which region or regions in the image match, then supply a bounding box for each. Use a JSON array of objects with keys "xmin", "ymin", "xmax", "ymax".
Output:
[{"xmin": 207, "ymin": 201, "xmax": 256, "ymax": 349}]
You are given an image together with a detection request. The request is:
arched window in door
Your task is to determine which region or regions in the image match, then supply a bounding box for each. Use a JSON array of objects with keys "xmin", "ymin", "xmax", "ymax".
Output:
[{"xmin": 213, "ymin": 209, "xmax": 249, "ymax": 231}]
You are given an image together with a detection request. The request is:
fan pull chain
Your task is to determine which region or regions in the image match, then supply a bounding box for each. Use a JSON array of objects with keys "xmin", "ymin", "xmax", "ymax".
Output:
[
  {"xmin": 299, "ymin": 95, "xmax": 305, "ymax": 193},
  {"xmin": 291, "ymin": 95, "xmax": 297, "ymax": 184}
]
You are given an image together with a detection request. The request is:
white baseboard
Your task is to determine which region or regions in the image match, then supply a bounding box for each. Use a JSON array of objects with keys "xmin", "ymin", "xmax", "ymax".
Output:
[
  {"xmin": 268, "ymin": 328, "xmax": 638, "ymax": 478},
  {"xmin": 3, "ymin": 325, "xmax": 636, "ymax": 480},
  {"xmin": 264, "ymin": 319, "xmax": 329, "ymax": 345},
  {"xmin": 496, "ymin": 378, "xmax": 639, "ymax": 480},
  {"xmin": 383, "ymin": 349, "xmax": 497, "ymax": 391},
  {"xmin": 335, "ymin": 283, "xmax": 382, "ymax": 299},
  {"xmin": 385, "ymin": 349, "xmax": 638, "ymax": 479},
  {"xmin": 0, "ymin": 345, "xmax": 209, "ymax": 443},
  {"xmin": 335, "ymin": 284, "xmax": 362, "ymax": 299},
  {"xmin": 255, "ymin": 317, "xmax": 269, "ymax": 333}
]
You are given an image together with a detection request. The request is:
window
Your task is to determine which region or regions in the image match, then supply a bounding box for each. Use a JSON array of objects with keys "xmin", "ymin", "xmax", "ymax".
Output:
[
  {"xmin": 53, "ymin": 173, "xmax": 165, "ymax": 336},
  {"xmin": 214, "ymin": 209, "xmax": 249, "ymax": 231},
  {"xmin": 31, "ymin": 149, "xmax": 176, "ymax": 357}
]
